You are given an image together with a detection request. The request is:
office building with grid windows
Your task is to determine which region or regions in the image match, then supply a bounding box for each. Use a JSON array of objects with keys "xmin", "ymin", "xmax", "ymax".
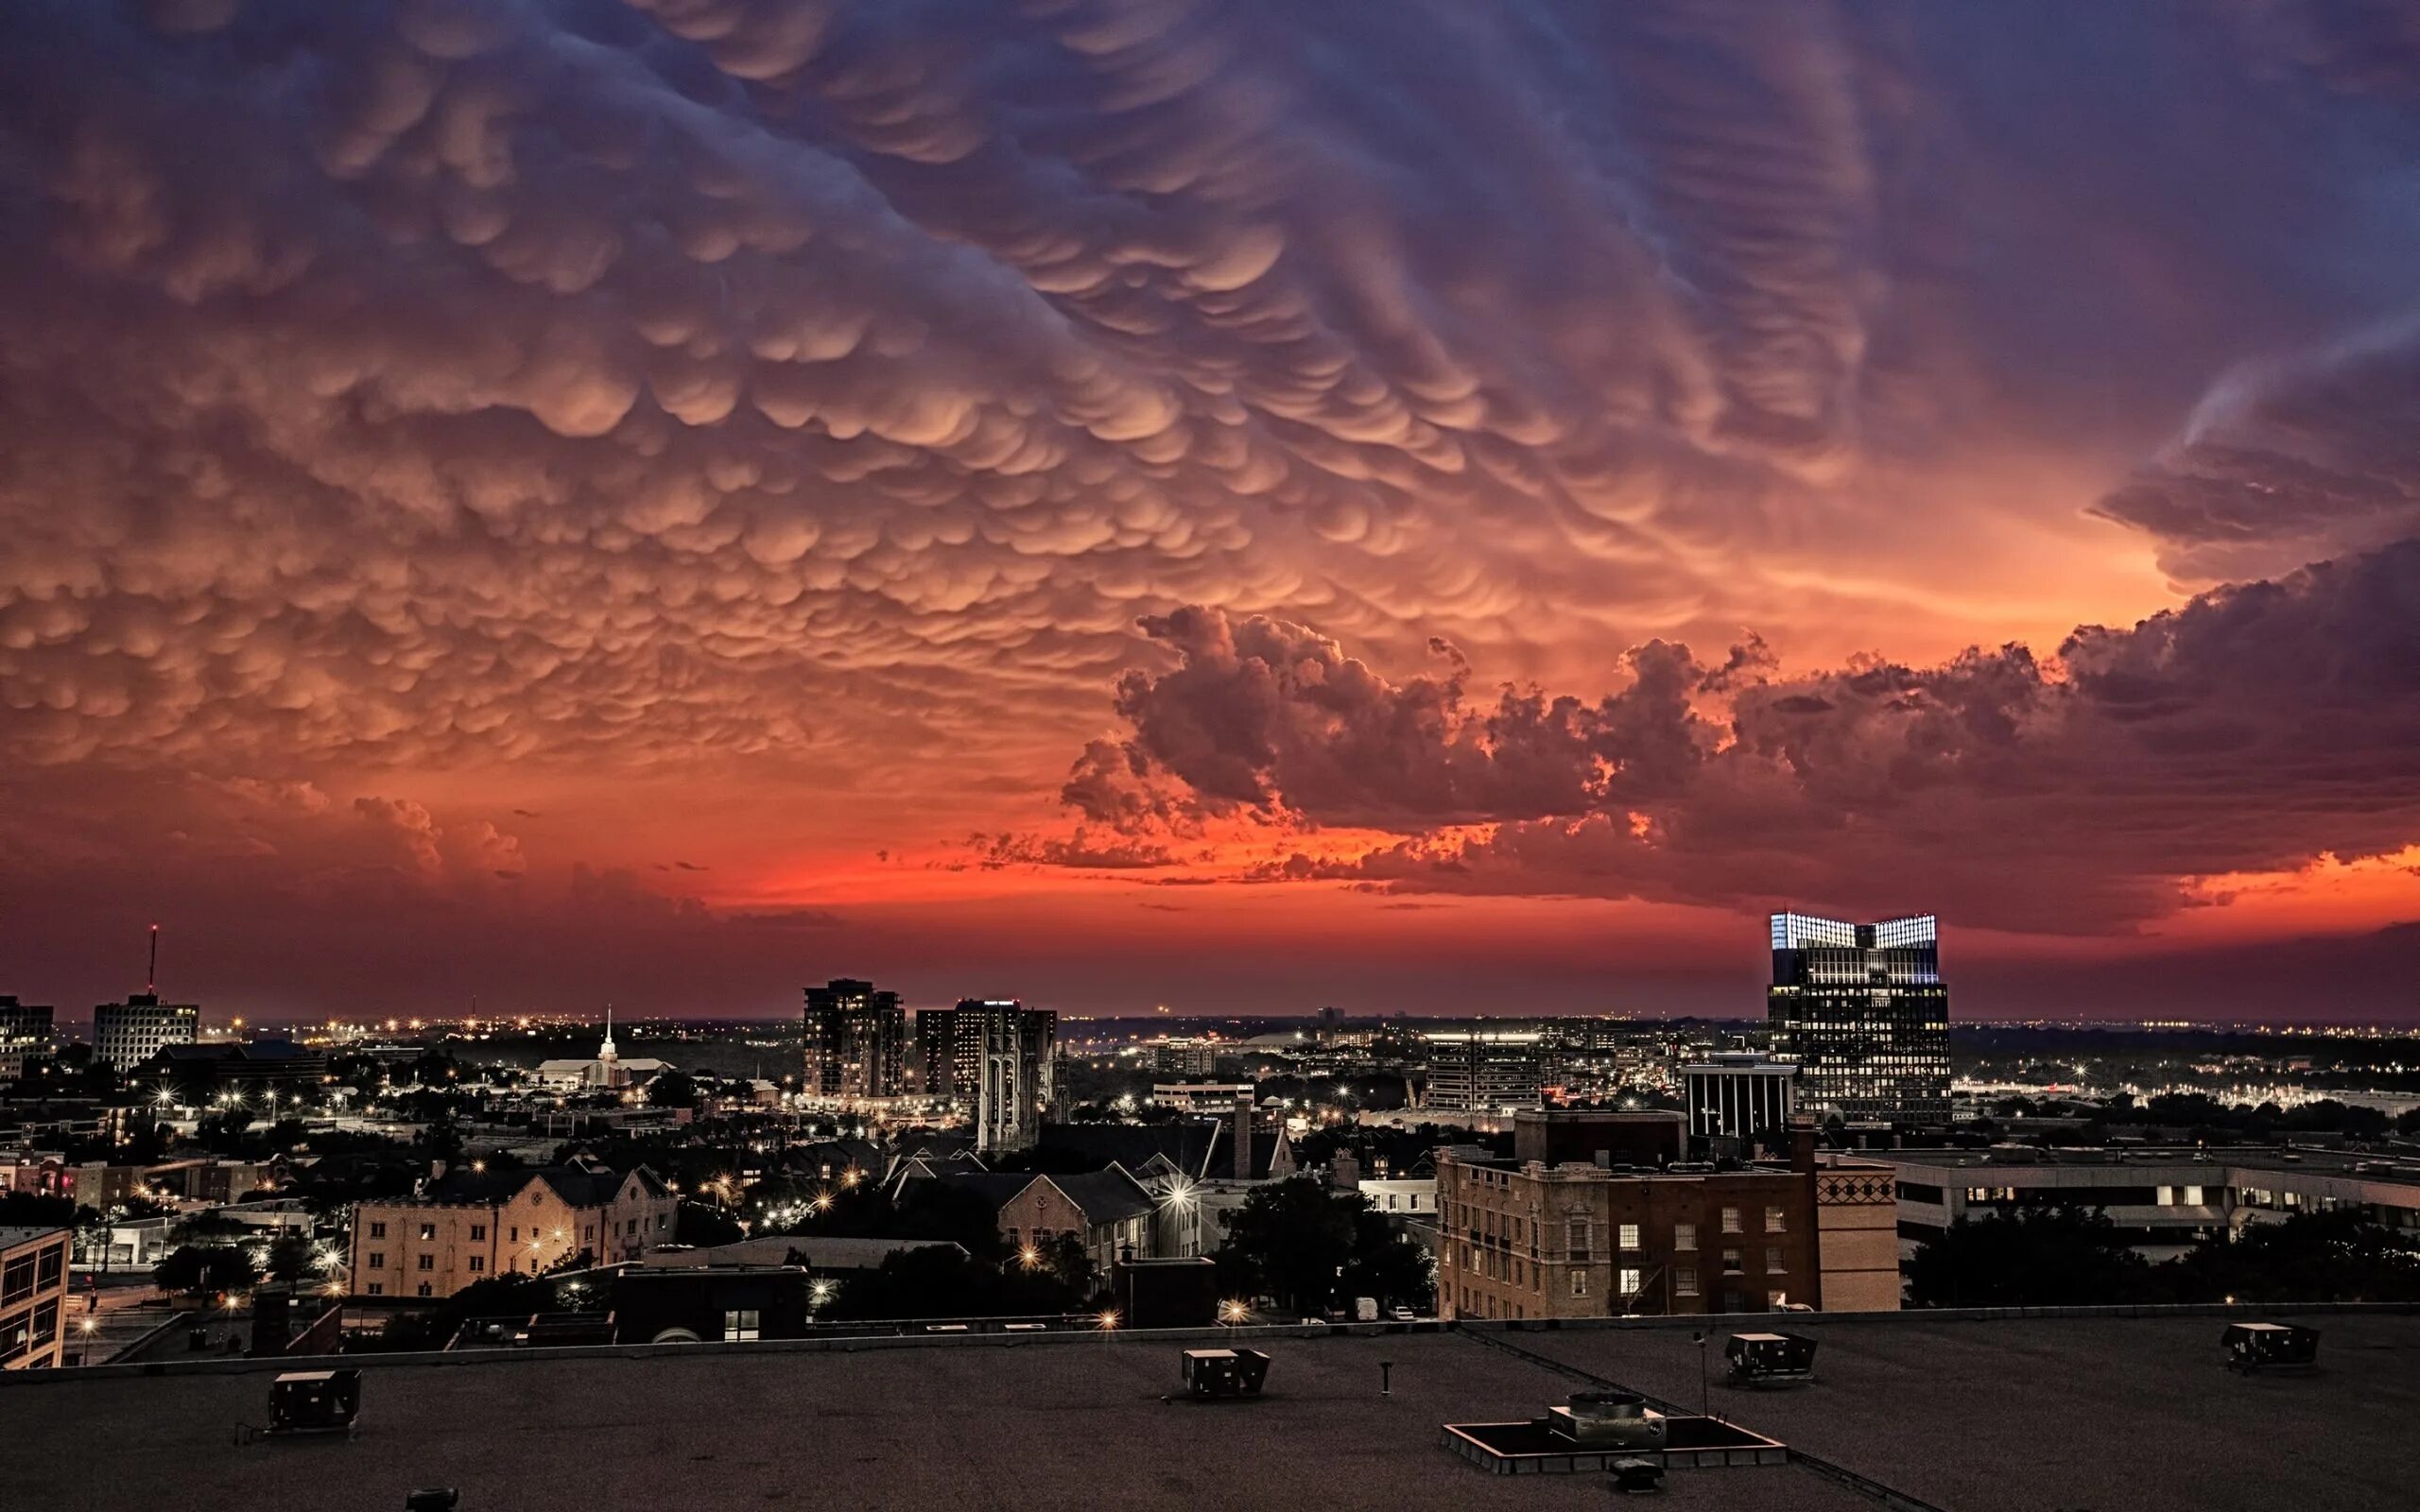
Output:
[{"xmin": 1766, "ymin": 912, "xmax": 1950, "ymax": 1125}]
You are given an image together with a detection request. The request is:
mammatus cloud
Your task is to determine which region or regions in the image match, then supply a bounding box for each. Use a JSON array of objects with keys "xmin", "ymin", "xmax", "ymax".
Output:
[{"xmin": 1, "ymin": 1, "xmax": 2418, "ymax": 1015}]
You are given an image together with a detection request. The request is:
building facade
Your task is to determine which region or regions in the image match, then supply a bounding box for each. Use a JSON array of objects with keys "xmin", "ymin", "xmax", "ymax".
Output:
[
  {"xmin": 0, "ymin": 1225, "xmax": 70, "ymax": 1369},
  {"xmin": 803, "ymin": 980, "xmax": 907, "ymax": 1099},
  {"xmin": 1151, "ymin": 1039, "xmax": 1219, "ymax": 1078},
  {"xmin": 348, "ymin": 1163, "xmax": 675, "ymax": 1300},
  {"xmin": 1766, "ymin": 913, "xmax": 1950, "ymax": 1125},
  {"xmin": 1436, "ymin": 1152, "xmax": 1819, "ymax": 1320},
  {"xmin": 92, "ymin": 993, "xmax": 199, "ymax": 1071},
  {"xmin": 0, "ymin": 997, "xmax": 55, "ymax": 1081},
  {"xmin": 953, "ymin": 999, "xmax": 1056, "ymax": 1152},
  {"xmin": 1425, "ymin": 1031, "xmax": 1547, "ymax": 1113},
  {"xmin": 1881, "ymin": 1147, "xmax": 2420, "ymax": 1262},
  {"xmin": 1685, "ymin": 1054, "xmax": 1800, "ymax": 1147}
]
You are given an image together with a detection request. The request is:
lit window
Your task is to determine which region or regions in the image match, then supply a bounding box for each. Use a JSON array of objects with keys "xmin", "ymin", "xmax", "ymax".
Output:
[
  {"xmin": 1619, "ymin": 1268, "xmax": 1642, "ymax": 1296},
  {"xmin": 1618, "ymin": 1224, "xmax": 1641, "ymax": 1251},
  {"xmin": 1720, "ymin": 1207, "xmax": 1742, "ymax": 1234},
  {"xmin": 1571, "ymin": 1270, "xmax": 1587, "ymax": 1297},
  {"xmin": 419, "ymin": 1223, "xmax": 436, "ymax": 1241},
  {"xmin": 1673, "ymin": 1223, "xmax": 1696, "ymax": 1252},
  {"xmin": 1722, "ymin": 1248, "xmax": 1742, "ymax": 1275},
  {"xmin": 1764, "ymin": 1206, "xmax": 1786, "ymax": 1232},
  {"xmin": 723, "ymin": 1309, "xmax": 761, "ymax": 1342}
]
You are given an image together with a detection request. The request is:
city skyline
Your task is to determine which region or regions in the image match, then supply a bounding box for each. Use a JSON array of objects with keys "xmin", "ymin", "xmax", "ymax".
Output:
[{"xmin": 4, "ymin": 5, "xmax": 2420, "ymax": 1022}]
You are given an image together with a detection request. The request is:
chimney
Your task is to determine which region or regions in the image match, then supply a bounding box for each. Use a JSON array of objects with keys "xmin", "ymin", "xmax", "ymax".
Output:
[
  {"xmin": 1789, "ymin": 1116, "xmax": 1817, "ymax": 1175},
  {"xmin": 1330, "ymin": 1151, "xmax": 1361, "ymax": 1193},
  {"xmin": 1232, "ymin": 1092, "xmax": 1253, "ymax": 1181}
]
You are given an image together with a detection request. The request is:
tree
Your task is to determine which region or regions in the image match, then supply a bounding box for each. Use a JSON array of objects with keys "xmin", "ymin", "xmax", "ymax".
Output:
[
  {"xmin": 2158, "ymin": 1212, "xmax": 2420, "ymax": 1304},
  {"xmin": 265, "ymin": 1231, "xmax": 320, "ymax": 1284},
  {"xmin": 154, "ymin": 1245, "xmax": 260, "ymax": 1297},
  {"xmin": 1906, "ymin": 1206, "xmax": 2152, "ymax": 1308},
  {"xmin": 823, "ymin": 1244, "xmax": 1086, "ymax": 1322},
  {"xmin": 1213, "ymin": 1177, "xmax": 1433, "ymax": 1316},
  {"xmin": 646, "ymin": 1071, "xmax": 700, "ymax": 1109},
  {"xmin": 675, "ymin": 1201, "xmax": 744, "ymax": 1247}
]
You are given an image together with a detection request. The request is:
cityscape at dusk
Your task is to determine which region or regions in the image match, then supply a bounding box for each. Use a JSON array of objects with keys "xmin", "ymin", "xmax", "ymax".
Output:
[{"xmin": 5, "ymin": 6, "xmax": 2420, "ymax": 1510}]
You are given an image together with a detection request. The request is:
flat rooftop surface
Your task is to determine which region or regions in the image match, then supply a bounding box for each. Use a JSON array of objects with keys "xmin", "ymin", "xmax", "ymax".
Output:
[
  {"xmin": 0, "ymin": 1331, "xmax": 1865, "ymax": 1512},
  {"xmin": 1505, "ymin": 1311, "xmax": 2420, "ymax": 1512}
]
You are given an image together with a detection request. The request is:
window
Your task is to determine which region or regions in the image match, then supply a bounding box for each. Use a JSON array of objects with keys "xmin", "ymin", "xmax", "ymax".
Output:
[
  {"xmin": 1764, "ymin": 1206, "xmax": 1786, "ymax": 1233},
  {"xmin": 510, "ymin": 1227, "xmax": 518, "ymax": 1243},
  {"xmin": 1618, "ymin": 1223, "xmax": 1641, "ymax": 1252},
  {"xmin": 1006, "ymin": 1228, "xmax": 1020, "ymax": 1249},
  {"xmin": 369, "ymin": 1222, "xmax": 387, "ymax": 1240},
  {"xmin": 1674, "ymin": 1266, "xmax": 1699, "ymax": 1297},
  {"xmin": 1721, "ymin": 1247, "xmax": 1742, "ymax": 1275},
  {"xmin": 1568, "ymin": 1217, "xmax": 1592, "ymax": 1260},
  {"xmin": 724, "ymin": 1309, "xmax": 761, "ymax": 1342},
  {"xmin": 1618, "ymin": 1268, "xmax": 1642, "ymax": 1297},
  {"xmin": 470, "ymin": 1225, "xmax": 486, "ymax": 1242},
  {"xmin": 417, "ymin": 1282, "xmax": 433, "ymax": 1297},
  {"xmin": 417, "ymin": 1254, "xmax": 434, "ymax": 1271},
  {"xmin": 1673, "ymin": 1222, "xmax": 1696, "ymax": 1252},
  {"xmin": 419, "ymin": 1223, "xmax": 436, "ymax": 1241},
  {"xmin": 1570, "ymin": 1270, "xmax": 1588, "ymax": 1297},
  {"xmin": 1765, "ymin": 1247, "xmax": 1786, "ymax": 1274},
  {"xmin": 1720, "ymin": 1207, "xmax": 1742, "ymax": 1234},
  {"xmin": 467, "ymin": 1257, "xmax": 485, "ymax": 1274},
  {"xmin": 368, "ymin": 1252, "xmax": 386, "ymax": 1270},
  {"xmin": 367, "ymin": 1282, "xmax": 384, "ymax": 1297}
]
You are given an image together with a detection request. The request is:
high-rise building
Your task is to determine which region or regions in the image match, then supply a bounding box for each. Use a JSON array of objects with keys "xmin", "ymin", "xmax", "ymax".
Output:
[
  {"xmin": 952, "ymin": 999, "xmax": 1055, "ymax": 1152},
  {"xmin": 1684, "ymin": 1053, "xmax": 1800, "ymax": 1148},
  {"xmin": 0, "ymin": 997, "xmax": 55, "ymax": 1081},
  {"xmin": 1424, "ymin": 1031, "xmax": 1547, "ymax": 1112},
  {"xmin": 1765, "ymin": 913, "xmax": 1949, "ymax": 1125},
  {"xmin": 912, "ymin": 1005, "xmax": 958, "ymax": 1098},
  {"xmin": 92, "ymin": 993, "xmax": 199, "ymax": 1071},
  {"xmin": 802, "ymin": 980, "xmax": 906, "ymax": 1099}
]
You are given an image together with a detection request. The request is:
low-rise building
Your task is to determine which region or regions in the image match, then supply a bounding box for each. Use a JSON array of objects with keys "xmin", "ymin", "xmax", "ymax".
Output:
[
  {"xmin": 916, "ymin": 1168, "xmax": 1155, "ymax": 1282},
  {"xmin": 0, "ymin": 1224, "xmax": 70, "ymax": 1369},
  {"xmin": 348, "ymin": 1160, "xmax": 675, "ymax": 1300},
  {"xmin": 1879, "ymin": 1146, "xmax": 2420, "ymax": 1262},
  {"xmin": 1437, "ymin": 1150, "xmax": 1820, "ymax": 1319}
]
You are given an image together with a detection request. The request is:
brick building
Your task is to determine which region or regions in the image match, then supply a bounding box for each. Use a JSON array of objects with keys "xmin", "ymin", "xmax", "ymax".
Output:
[
  {"xmin": 1436, "ymin": 1151, "xmax": 1820, "ymax": 1319},
  {"xmin": 348, "ymin": 1161, "xmax": 675, "ymax": 1300},
  {"xmin": 0, "ymin": 1224, "xmax": 69, "ymax": 1369}
]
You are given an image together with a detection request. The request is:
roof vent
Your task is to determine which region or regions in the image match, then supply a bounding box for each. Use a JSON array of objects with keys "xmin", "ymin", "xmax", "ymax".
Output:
[{"xmin": 1547, "ymin": 1388, "xmax": 1667, "ymax": 1450}]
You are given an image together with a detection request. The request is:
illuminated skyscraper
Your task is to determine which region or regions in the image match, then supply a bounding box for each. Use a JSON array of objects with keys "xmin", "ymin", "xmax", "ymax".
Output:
[
  {"xmin": 802, "ymin": 979, "xmax": 906, "ymax": 1098},
  {"xmin": 1765, "ymin": 913, "xmax": 1950, "ymax": 1125}
]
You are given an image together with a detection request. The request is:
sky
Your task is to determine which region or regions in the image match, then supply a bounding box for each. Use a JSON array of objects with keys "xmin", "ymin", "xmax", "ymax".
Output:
[{"xmin": 2, "ymin": 0, "xmax": 2418, "ymax": 1025}]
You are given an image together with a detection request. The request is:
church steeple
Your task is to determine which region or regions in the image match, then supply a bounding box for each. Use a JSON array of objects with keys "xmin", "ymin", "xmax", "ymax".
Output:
[{"xmin": 597, "ymin": 1002, "xmax": 618, "ymax": 1063}]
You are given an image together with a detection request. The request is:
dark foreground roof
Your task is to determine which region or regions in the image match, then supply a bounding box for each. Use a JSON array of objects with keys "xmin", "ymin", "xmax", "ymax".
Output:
[
  {"xmin": 0, "ymin": 1331, "xmax": 1869, "ymax": 1512},
  {"xmin": 4, "ymin": 1314, "xmax": 2415, "ymax": 1512}
]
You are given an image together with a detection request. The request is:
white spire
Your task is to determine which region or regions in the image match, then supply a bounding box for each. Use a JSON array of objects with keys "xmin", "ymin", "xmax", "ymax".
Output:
[{"xmin": 598, "ymin": 1002, "xmax": 617, "ymax": 1062}]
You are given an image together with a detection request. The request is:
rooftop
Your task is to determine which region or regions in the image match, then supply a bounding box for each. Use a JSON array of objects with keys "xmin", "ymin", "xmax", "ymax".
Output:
[
  {"xmin": 0, "ymin": 1223, "xmax": 69, "ymax": 1249},
  {"xmin": 1877, "ymin": 1145, "xmax": 2420, "ymax": 1182},
  {"xmin": 1497, "ymin": 1309, "xmax": 2420, "ymax": 1512},
  {"xmin": 0, "ymin": 1331, "xmax": 1872, "ymax": 1512},
  {"xmin": 8, "ymin": 1311, "xmax": 2415, "ymax": 1510}
]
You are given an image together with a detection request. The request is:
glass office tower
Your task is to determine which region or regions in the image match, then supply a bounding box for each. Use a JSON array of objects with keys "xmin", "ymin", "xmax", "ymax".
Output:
[{"xmin": 1766, "ymin": 913, "xmax": 1950, "ymax": 1125}]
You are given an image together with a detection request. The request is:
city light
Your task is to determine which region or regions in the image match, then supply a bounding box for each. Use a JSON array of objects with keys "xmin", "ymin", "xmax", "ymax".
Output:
[
  {"xmin": 1095, "ymin": 1309, "xmax": 1119, "ymax": 1331},
  {"xmin": 1219, "ymin": 1300, "xmax": 1248, "ymax": 1325}
]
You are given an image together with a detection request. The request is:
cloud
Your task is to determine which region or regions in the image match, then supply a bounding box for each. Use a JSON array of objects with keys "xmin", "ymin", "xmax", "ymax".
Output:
[
  {"xmin": 0, "ymin": 2, "xmax": 2417, "ymax": 1013},
  {"xmin": 2093, "ymin": 321, "xmax": 2420, "ymax": 582},
  {"xmin": 1063, "ymin": 530, "xmax": 2420, "ymax": 933}
]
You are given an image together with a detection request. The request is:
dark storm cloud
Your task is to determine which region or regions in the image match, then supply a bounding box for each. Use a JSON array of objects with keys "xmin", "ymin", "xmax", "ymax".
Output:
[{"xmin": 1066, "ymin": 531, "xmax": 2420, "ymax": 932}]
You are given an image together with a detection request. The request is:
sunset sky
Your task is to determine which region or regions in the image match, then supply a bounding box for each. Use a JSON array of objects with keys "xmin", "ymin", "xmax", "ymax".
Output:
[{"xmin": 3, "ymin": 1, "xmax": 2418, "ymax": 1023}]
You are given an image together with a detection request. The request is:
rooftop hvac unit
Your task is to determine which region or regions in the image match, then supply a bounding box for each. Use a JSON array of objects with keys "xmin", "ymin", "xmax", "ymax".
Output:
[
  {"xmin": 1181, "ymin": 1348, "xmax": 1272, "ymax": 1399},
  {"xmin": 2223, "ymin": 1322, "xmax": 2319, "ymax": 1374},
  {"xmin": 1547, "ymin": 1389, "xmax": 1667, "ymax": 1451},
  {"xmin": 404, "ymin": 1494, "xmax": 459, "ymax": 1512},
  {"xmin": 1725, "ymin": 1332, "xmax": 1819, "ymax": 1387},
  {"xmin": 264, "ymin": 1369, "xmax": 361, "ymax": 1437}
]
